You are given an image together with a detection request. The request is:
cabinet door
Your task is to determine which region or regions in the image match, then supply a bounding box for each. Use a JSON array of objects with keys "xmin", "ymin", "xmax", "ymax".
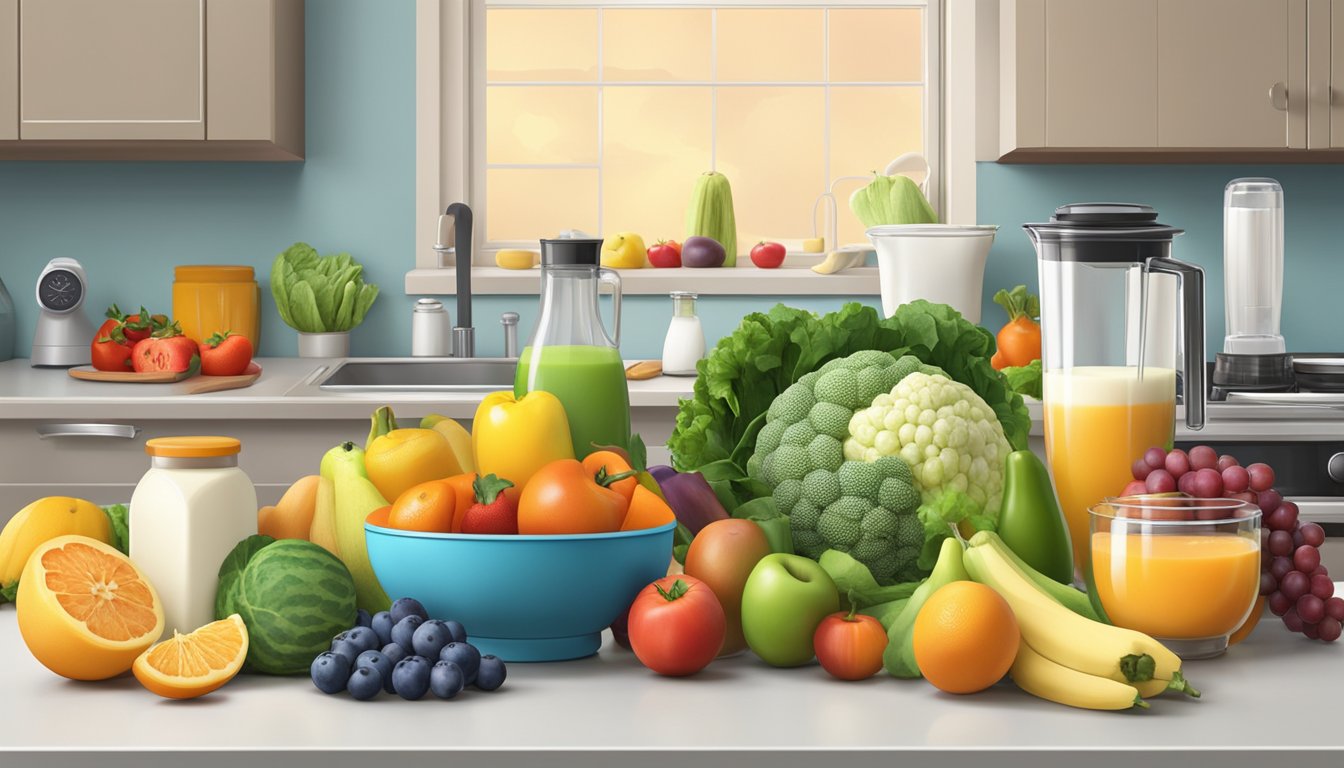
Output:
[
  {"xmin": 0, "ymin": 0, "xmax": 14, "ymax": 140},
  {"xmin": 1158, "ymin": 0, "xmax": 1303, "ymax": 148},
  {"xmin": 1331, "ymin": 0, "xmax": 1344, "ymax": 146},
  {"xmin": 1044, "ymin": 0, "xmax": 1158, "ymax": 147},
  {"xmin": 20, "ymin": 0, "xmax": 205, "ymax": 140}
]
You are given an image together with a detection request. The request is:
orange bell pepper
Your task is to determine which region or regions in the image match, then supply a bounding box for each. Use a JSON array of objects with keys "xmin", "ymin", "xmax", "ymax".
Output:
[
  {"xmin": 581, "ymin": 450, "xmax": 637, "ymax": 505},
  {"xmin": 517, "ymin": 459, "xmax": 637, "ymax": 534},
  {"xmin": 620, "ymin": 484, "xmax": 676, "ymax": 531}
]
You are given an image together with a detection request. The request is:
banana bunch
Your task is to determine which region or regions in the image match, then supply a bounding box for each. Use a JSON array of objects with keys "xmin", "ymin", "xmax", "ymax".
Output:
[{"xmin": 965, "ymin": 531, "xmax": 1199, "ymax": 711}]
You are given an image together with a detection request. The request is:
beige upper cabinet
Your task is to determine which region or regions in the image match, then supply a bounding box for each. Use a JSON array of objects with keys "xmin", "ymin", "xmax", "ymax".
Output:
[{"xmin": 1, "ymin": 0, "xmax": 302, "ymax": 160}]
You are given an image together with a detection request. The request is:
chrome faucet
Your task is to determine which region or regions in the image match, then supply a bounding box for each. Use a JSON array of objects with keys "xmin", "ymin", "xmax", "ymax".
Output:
[{"xmin": 435, "ymin": 202, "xmax": 475, "ymax": 358}]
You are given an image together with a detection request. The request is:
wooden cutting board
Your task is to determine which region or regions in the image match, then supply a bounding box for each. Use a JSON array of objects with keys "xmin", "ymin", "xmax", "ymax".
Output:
[
  {"xmin": 625, "ymin": 360, "xmax": 663, "ymax": 380},
  {"xmin": 69, "ymin": 367, "xmax": 194, "ymax": 383},
  {"xmin": 186, "ymin": 363, "xmax": 263, "ymax": 395}
]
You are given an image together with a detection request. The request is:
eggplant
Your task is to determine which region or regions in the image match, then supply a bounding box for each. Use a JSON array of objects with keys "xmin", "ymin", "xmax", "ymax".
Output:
[
  {"xmin": 681, "ymin": 236, "xmax": 726, "ymax": 268},
  {"xmin": 658, "ymin": 471, "xmax": 729, "ymax": 535},
  {"xmin": 648, "ymin": 465, "xmax": 677, "ymax": 484}
]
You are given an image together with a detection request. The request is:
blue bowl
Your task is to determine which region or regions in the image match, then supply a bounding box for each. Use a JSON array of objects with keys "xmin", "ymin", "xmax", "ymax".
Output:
[{"xmin": 365, "ymin": 520, "xmax": 675, "ymax": 662}]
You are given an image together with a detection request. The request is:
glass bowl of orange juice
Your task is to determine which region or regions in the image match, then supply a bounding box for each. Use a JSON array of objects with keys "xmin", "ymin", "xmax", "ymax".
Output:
[{"xmin": 1089, "ymin": 495, "xmax": 1261, "ymax": 659}]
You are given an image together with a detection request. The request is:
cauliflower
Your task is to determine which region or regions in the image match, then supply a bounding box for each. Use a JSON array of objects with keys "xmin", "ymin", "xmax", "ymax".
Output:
[
  {"xmin": 750, "ymin": 351, "xmax": 927, "ymax": 584},
  {"xmin": 844, "ymin": 371, "xmax": 1012, "ymax": 522}
]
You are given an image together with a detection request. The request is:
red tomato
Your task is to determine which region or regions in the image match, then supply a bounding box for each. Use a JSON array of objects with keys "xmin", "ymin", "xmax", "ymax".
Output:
[
  {"xmin": 200, "ymin": 331, "xmax": 255, "ymax": 376},
  {"xmin": 647, "ymin": 240, "xmax": 682, "ymax": 268},
  {"xmin": 627, "ymin": 575, "xmax": 725, "ymax": 676},
  {"xmin": 120, "ymin": 307, "xmax": 170, "ymax": 344},
  {"xmin": 750, "ymin": 241, "xmax": 786, "ymax": 269},
  {"xmin": 132, "ymin": 335, "xmax": 200, "ymax": 374},
  {"xmin": 90, "ymin": 319, "xmax": 133, "ymax": 372},
  {"xmin": 813, "ymin": 611, "xmax": 887, "ymax": 680}
]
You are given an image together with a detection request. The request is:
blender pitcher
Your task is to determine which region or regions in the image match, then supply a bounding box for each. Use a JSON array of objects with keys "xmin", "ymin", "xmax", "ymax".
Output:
[
  {"xmin": 1024, "ymin": 203, "xmax": 1206, "ymax": 575},
  {"xmin": 515, "ymin": 239, "xmax": 630, "ymax": 459}
]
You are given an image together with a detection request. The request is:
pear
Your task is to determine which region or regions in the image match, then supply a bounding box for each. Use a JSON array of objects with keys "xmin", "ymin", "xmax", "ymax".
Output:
[
  {"xmin": 308, "ymin": 476, "xmax": 340, "ymax": 558},
  {"xmin": 322, "ymin": 441, "xmax": 392, "ymax": 612}
]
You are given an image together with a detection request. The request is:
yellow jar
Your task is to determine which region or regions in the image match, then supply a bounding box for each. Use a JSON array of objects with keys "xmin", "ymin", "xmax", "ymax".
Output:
[{"xmin": 172, "ymin": 266, "xmax": 260, "ymax": 348}]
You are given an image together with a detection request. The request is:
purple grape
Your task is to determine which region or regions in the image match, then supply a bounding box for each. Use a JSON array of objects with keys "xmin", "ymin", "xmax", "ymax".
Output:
[
  {"xmin": 1260, "ymin": 571, "xmax": 1279, "ymax": 596},
  {"xmin": 1270, "ymin": 556, "xmax": 1294, "ymax": 581},
  {"xmin": 1293, "ymin": 529, "xmax": 1306, "ymax": 548},
  {"xmin": 1294, "ymin": 545, "xmax": 1322, "ymax": 574},
  {"xmin": 1326, "ymin": 597, "xmax": 1344, "ymax": 622},
  {"xmin": 1303, "ymin": 621, "xmax": 1321, "ymax": 639},
  {"xmin": 1267, "ymin": 530, "xmax": 1293, "ymax": 557},
  {"xmin": 1299, "ymin": 594, "xmax": 1327, "ymax": 624},
  {"xmin": 1164, "ymin": 449, "xmax": 1191, "ymax": 477},
  {"xmin": 1189, "ymin": 445, "xmax": 1218, "ymax": 471},
  {"xmin": 1283, "ymin": 607, "xmax": 1304, "ymax": 632},
  {"xmin": 1144, "ymin": 447, "xmax": 1168, "ymax": 469},
  {"xmin": 1221, "ymin": 465, "xmax": 1250, "ymax": 493},
  {"xmin": 1311, "ymin": 573, "xmax": 1335, "ymax": 601},
  {"xmin": 1257, "ymin": 489, "xmax": 1284, "ymax": 516},
  {"xmin": 1318, "ymin": 617, "xmax": 1342, "ymax": 642},
  {"xmin": 1269, "ymin": 591, "xmax": 1291, "ymax": 616},
  {"xmin": 1281, "ymin": 570, "xmax": 1310, "ymax": 602},
  {"xmin": 1145, "ymin": 469, "xmax": 1176, "ymax": 494},
  {"xmin": 1132, "ymin": 458, "xmax": 1153, "ymax": 481},
  {"xmin": 1313, "ymin": 565, "xmax": 1330, "ymax": 579},
  {"xmin": 1192, "ymin": 468, "xmax": 1224, "ymax": 498},
  {"xmin": 1265, "ymin": 503, "xmax": 1296, "ymax": 532},
  {"xmin": 1176, "ymin": 471, "xmax": 1196, "ymax": 495},
  {"xmin": 1217, "ymin": 454, "xmax": 1241, "ymax": 472},
  {"xmin": 1247, "ymin": 462, "xmax": 1276, "ymax": 492},
  {"xmin": 1229, "ymin": 490, "xmax": 1259, "ymax": 506},
  {"xmin": 1300, "ymin": 521, "xmax": 1325, "ymax": 548}
]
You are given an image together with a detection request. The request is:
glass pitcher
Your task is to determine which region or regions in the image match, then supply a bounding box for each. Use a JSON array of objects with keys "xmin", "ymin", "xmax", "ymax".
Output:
[
  {"xmin": 514, "ymin": 238, "xmax": 630, "ymax": 458},
  {"xmin": 1024, "ymin": 203, "xmax": 1206, "ymax": 576}
]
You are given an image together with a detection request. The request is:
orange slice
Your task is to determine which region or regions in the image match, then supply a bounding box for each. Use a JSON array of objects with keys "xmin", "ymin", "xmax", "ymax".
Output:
[
  {"xmin": 133, "ymin": 614, "xmax": 249, "ymax": 699},
  {"xmin": 17, "ymin": 535, "xmax": 164, "ymax": 681}
]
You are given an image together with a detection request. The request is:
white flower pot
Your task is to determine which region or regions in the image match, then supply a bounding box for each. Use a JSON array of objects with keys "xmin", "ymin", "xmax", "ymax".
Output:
[{"xmin": 297, "ymin": 331, "xmax": 350, "ymax": 358}]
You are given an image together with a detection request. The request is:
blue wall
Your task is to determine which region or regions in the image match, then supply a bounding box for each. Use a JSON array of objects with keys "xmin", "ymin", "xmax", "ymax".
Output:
[{"xmin": 977, "ymin": 163, "xmax": 1344, "ymax": 357}]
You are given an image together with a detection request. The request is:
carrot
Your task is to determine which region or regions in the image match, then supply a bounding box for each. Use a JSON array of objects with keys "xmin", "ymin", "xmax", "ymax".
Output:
[
  {"xmin": 581, "ymin": 450, "xmax": 637, "ymax": 505},
  {"xmin": 620, "ymin": 484, "xmax": 676, "ymax": 531},
  {"xmin": 992, "ymin": 286, "xmax": 1041, "ymax": 370}
]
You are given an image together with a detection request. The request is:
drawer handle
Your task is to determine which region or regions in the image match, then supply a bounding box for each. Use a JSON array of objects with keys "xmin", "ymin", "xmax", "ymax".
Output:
[
  {"xmin": 36, "ymin": 424, "xmax": 141, "ymax": 440},
  {"xmin": 1269, "ymin": 82, "xmax": 1289, "ymax": 112}
]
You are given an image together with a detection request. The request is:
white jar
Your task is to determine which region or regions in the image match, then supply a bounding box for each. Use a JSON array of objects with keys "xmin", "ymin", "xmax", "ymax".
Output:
[
  {"xmin": 661, "ymin": 291, "xmax": 705, "ymax": 376},
  {"xmin": 411, "ymin": 298, "xmax": 452, "ymax": 356},
  {"xmin": 129, "ymin": 436, "xmax": 257, "ymax": 638}
]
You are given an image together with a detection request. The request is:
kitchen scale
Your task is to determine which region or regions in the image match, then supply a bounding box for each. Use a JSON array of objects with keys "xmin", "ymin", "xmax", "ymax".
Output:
[{"xmin": 31, "ymin": 257, "xmax": 95, "ymax": 368}]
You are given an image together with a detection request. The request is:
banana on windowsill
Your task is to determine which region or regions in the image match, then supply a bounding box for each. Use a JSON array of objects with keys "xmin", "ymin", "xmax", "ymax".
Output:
[{"xmin": 811, "ymin": 247, "xmax": 868, "ymax": 275}]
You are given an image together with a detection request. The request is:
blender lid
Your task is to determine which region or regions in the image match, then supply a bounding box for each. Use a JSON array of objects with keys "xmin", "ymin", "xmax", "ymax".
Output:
[
  {"xmin": 539, "ymin": 238, "xmax": 603, "ymax": 266},
  {"xmin": 1023, "ymin": 202, "xmax": 1184, "ymax": 245}
]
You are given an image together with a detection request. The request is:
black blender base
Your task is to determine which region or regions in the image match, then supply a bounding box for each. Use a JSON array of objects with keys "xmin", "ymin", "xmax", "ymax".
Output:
[{"xmin": 1210, "ymin": 352, "xmax": 1295, "ymax": 401}]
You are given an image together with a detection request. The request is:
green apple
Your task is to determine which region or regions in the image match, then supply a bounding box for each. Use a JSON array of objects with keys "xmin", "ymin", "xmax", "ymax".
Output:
[{"xmin": 740, "ymin": 553, "xmax": 840, "ymax": 667}]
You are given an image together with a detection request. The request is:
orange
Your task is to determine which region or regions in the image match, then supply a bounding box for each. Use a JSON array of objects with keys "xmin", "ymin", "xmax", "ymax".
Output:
[
  {"xmin": 387, "ymin": 480, "xmax": 457, "ymax": 533},
  {"xmin": 133, "ymin": 614, "xmax": 248, "ymax": 699},
  {"xmin": 912, "ymin": 581, "xmax": 1019, "ymax": 694},
  {"xmin": 17, "ymin": 535, "xmax": 164, "ymax": 681},
  {"xmin": 620, "ymin": 484, "xmax": 676, "ymax": 531},
  {"xmin": 365, "ymin": 428, "xmax": 461, "ymax": 504}
]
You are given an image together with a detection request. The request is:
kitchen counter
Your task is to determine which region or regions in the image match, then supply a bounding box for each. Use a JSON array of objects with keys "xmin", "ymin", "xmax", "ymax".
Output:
[{"xmin": 1, "ymin": 601, "xmax": 1341, "ymax": 768}]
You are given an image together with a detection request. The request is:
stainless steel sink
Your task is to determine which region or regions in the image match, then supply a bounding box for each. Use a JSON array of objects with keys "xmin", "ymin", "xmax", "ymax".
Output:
[{"xmin": 314, "ymin": 358, "xmax": 517, "ymax": 392}]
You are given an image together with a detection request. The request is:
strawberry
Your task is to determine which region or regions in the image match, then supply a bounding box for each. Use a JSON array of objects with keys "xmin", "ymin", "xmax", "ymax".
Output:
[{"xmin": 460, "ymin": 474, "xmax": 518, "ymax": 535}]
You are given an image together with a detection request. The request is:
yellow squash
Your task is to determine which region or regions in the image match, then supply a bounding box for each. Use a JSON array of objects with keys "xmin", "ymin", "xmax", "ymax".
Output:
[
  {"xmin": 472, "ymin": 390, "xmax": 575, "ymax": 490},
  {"xmin": 0, "ymin": 497, "xmax": 113, "ymax": 593}
]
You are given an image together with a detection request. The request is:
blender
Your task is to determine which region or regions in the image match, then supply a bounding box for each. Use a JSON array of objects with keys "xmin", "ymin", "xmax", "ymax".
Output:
[
  {"xmin": 1024, "ymin": 203, "xmax": 1206, "ymax": 575},
  {"xmin": 1212, "ymin": 178, "xmax": 1293, "ymax": 398}
]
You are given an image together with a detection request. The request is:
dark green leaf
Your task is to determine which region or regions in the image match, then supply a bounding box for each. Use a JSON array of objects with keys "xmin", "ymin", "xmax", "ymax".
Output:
[{"xmin": 102, "ymin": 504, "xmax": 130, "ymax": 555}]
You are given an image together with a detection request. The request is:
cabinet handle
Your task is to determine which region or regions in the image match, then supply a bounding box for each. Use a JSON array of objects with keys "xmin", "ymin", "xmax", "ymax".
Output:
[
  {"xmin": 36, "ymin": 424, "xmax": 140, "ymax": 440},
  {"xmin": 1269, "ymin": 82, "xmax": 1289, "ymax": 112}
]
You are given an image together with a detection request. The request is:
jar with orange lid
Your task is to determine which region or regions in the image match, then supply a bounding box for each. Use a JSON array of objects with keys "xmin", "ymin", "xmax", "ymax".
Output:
[
  {"xmin": 129, "ymin": 437, "xmax": 257, "ymax": 638},
  {"xmin": 172, "ymin": 266, "xmax": 260, "ymax": 348}
]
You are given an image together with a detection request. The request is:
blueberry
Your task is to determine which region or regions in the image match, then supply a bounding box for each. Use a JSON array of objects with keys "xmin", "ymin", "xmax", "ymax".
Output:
[
  {"xmin": 442, "ymin": 619, "xmax": 468, "ymax": 644},
  {"xmin": 390, "ymin": 597, "xmax": 428, "ymax": 625},
  {"xmin": 381, "ymin": 642, "xmax": 408, "ymax": 667},
  {"xmin": 391, "ymin": 656, "xmax": 431, "ymax": 700},
  {"xmin": 310, "ymin": 652, "xmax": 350, "ymax": 695},
  {"xmin": 430, "ymin": 661, "xmax": 465, "ymax": 700},
  {"xmin": 371, "ymin": 611, "xmax": 395, "ymax": 647},
  {"xmin": 329, "ymin": 639, "xmax": 363, "ymax": 666},
  {"xmin": 412, "ymin": 621, "xmax": 450, "ymax": 659},
  {"xmin": 475, "ymin": 655, "xmax": 506, "ymax": 692},
  {"xmin": 346, "ymin": 666, "xmax": 382, "ymax": 700},
  {"xmin": 356, "ymin": 608, "xmax": 372, "ymax": 628},
  {"xmin": 344, "ymin": 626, "xmax": 380, "ymax": 654},
  {"xmin": 390, "ymin": 615, "xmax": 424, "ymax": 653},
  {"xmin": 439, "ymin": 642, "xmax": 481, "ymax": 686},
  {"xmin": 355, "ymin": 650, "xmax": 394, "ymax": 694}
]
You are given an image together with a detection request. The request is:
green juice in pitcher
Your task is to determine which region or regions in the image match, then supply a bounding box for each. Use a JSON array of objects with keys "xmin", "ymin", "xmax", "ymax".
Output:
[{"xmin": 515, "ymin": 345, "xmax": 630, "ymax": 458}]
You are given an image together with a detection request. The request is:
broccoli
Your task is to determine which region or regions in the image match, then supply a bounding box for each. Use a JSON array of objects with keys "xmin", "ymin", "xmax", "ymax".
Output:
[{"xmin": 750, "ymin": 351, "xmax": 926, "ymax": 584}]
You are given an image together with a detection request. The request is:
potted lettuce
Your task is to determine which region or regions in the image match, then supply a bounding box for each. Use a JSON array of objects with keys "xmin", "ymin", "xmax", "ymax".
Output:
[{"xmin": 271, "ymin": 243, "xmax": 379, "ymax": 357}]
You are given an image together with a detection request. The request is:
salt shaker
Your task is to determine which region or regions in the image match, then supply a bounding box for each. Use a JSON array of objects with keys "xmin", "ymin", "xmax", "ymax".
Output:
[
  {"xmin": 412, "ymin": 298, "xmax": 452, "ymax": 356},
  {"xmin": 661, "ymin": 292, "xmax": 705, "ymax": 376}
]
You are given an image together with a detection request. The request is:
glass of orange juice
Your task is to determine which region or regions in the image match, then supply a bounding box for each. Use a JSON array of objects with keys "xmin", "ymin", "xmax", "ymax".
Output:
[{"xmin": 1089, "ymin": 496, "xmax": 1261, "ymax": 659}]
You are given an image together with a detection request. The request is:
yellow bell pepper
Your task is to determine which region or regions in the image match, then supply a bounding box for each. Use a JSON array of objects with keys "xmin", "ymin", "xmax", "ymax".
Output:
[{"xmin": 472, "ymin": 390, "xmax": 575, "ymax": 490}]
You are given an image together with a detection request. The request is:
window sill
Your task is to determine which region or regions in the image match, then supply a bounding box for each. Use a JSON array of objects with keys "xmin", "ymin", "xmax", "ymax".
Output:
[{"xmin": 404, "ymin": 266, "xmax": 882, "ymax": 296}]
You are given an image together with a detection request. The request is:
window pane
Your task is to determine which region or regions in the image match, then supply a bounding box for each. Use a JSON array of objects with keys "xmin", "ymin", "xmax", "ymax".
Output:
[
  {"xmin": 603, "ymin": 9, "xmax": 711, "ymax": 82},
  {"xmin": 828, "ymin": 8, "xmax": 923, "ymax": 82},
  {"xmin": 716, "ymin": 87, "xmax": 826, "ymax": 246},
  {"xmin": 830, "ymin": 85, "xmax": 924, "ymax": 246},
  {"xmin": 486, "ymin": 87, "xmax": 599, "ymax": 165},
  {"xmin": 602, "ymin": 87, "xmax": 713, "ymax": 242},
  {"xmin": 716, "ymin": 9, "xmax": 823, "ymax": 83},
  {"xmin": 486, "ymin": 9, "xmax": 598, "ymax": 81},
  {"xmin": 486, "ymin": 168, "xmax": 598, "ymax": 242}
]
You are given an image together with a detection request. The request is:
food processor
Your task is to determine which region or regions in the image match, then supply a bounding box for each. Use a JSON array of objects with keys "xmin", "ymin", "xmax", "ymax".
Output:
[{"xmin": 1211, "ymin": 178, "xmax": 1294, "ymax": 399}]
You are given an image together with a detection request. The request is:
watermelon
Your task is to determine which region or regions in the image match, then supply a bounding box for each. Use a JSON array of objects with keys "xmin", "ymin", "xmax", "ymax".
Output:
[{"xmin": 220, "ymin": 536, "xmax": 357, "ymax": 675}]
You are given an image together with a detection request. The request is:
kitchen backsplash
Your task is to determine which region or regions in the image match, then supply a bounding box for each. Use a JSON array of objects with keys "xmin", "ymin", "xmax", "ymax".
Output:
[{"xmin": 2, "ymin": 0, "xmax": 1341, "ymax": 361}]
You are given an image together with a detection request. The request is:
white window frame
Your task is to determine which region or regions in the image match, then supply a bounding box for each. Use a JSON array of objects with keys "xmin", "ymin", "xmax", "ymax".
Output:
[{"xmin": 410, "ymin": 0, "xmax": 980, "ymax": 295}]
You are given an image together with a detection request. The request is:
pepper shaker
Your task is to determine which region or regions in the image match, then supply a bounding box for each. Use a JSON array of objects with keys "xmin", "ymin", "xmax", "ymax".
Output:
[{"xmin": 412, "ymin": 298, "xmax": 452, "ymax": 356}]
